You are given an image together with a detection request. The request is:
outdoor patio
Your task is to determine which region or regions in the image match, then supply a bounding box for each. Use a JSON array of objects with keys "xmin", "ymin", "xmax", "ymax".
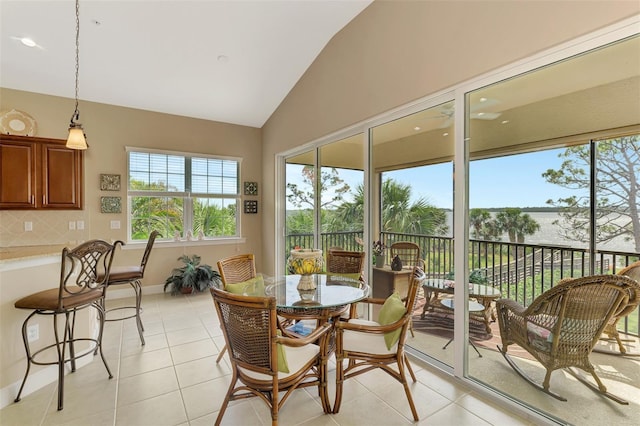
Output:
[{"xmin": 408, "ymin": 301, "xmax": 640, "ymax": 426}]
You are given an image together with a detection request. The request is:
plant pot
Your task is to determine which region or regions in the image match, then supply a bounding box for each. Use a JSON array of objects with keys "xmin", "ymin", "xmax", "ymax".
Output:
[
  {"xmin": 180, "ymin": 287, "xmax": 193, "ymax": 294},
  {"xmin": 375, "ymin": 255, "xmax": 385, "ymax": 268}
]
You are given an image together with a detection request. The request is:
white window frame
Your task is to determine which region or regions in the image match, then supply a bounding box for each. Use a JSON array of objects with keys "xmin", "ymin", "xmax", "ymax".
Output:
[{"xmin": 126, "ymin": 146, "xmax": 242, "ymax": 243}]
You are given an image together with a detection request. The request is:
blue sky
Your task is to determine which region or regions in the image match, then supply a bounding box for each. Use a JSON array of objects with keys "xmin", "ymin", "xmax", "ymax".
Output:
[
  {"xmin": 287, "ymin": 148, "xmax": 582, "ymax": 210},
  {"xmin": 385, "ymin": 148, "xmax": 581, "ymax": 209}
]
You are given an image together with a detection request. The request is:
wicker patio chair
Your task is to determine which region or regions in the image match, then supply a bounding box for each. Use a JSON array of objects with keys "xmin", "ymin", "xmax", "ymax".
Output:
[
  {"xmin": 333, "ymin": 261, "xmax": 426, "ymax": 421},
  {"xmin": 390, "ymin": 241, "xmax": 421, "ymax": 267},
  {"xmin": 210, "ymin": 287, "xmax": 332, "ymax": 426},
  {"xmin": 215, "ymin": 253, "xmax": 257, "ymax": 363},
  {"xmin": 596, "ymin": 260, "xmax": 640, "ymax": 355},
  {"xmin": 496, "ymin": 274, "xmax": 639, "ymax": 404}
]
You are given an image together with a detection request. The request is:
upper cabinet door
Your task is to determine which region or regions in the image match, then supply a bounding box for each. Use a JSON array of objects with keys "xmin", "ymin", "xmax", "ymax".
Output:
[
  {"xmin": 0, "ymin": 139, "xmax": 37, "ymax": 208},
  {"xmin": 0, "ymin": 135, "xmax": 84, "ymax": 210},
  {"xmin": 41, "ymin": 142, "xmax": 83, "ymax": 209}
]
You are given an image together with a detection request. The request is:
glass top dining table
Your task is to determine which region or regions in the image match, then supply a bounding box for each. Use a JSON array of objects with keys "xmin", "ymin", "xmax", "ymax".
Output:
[{"xmin": 264, "ymin": 274, "xmax": 369, "ymax": 321}]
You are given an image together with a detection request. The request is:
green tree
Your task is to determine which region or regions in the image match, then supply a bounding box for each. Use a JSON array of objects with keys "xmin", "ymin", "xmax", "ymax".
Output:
[
  {"xmin": 130, "ymin": 179, "xmax": 183, "ymax": 239},
  {"xmin": 469, "ymin": 208, "xmax": 500, "ymax": 240},
  {"xmin": 286, "ymin": 165, "xmax": 350, "ymax": 210},
  {"xmin": 495, "ymin": 208, "xmax": 540, "ymax": 243},
  {"xmin": 542, "ymin": 136, "xmax": 640, "ymax": 252},
  {"xmin": 333, "ymin": 180, "xmax": 449, "ymax": 236},
  {"xmin": 192, "ymin": 201, "xmax": 237, "ymax": 236}
]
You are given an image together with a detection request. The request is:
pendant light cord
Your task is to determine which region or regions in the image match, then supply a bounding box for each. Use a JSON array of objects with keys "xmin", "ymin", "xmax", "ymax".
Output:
[{"xmin": 70, "ymin": 0, "xmax": 80, "ymax": 124}]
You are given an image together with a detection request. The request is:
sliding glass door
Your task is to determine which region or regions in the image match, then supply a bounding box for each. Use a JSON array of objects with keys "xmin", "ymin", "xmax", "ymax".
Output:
[{"xmin": 278, "ymin": 30, "xmax": 638, "ymax": 426}]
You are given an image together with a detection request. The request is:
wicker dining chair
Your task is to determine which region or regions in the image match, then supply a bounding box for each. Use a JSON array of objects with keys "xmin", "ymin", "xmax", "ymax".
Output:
[
  {"xmin": 210, "ymin": 287, "xmax": 332, "ymax": 426},
  {"xmin": 326, "ymin": 249, "xmax": 365, "ymax": 280},
  {"xmin": 390, "ymin": 241, "xmax": 421, "ymax": 267},
  {"xmin": 14, "ymin": 239, "xmax": 121, "ymax": 410},
  {"xmin": 333, "ymin": 261, "xmax": 426, "ymax": 421},
  {"xmin": 102, "ymin": 230, "xmax": 159, "ymax": 345},
  {"xmin": 597, "ymin": 260, "xmax": 640, "ymax": 355},
  {"xmin": 215, "ymin": 253, "xmax": 258, "ymax": 363},
  {"xmin": 496, "ymin": 274, "xmax": 639, "ymax": 404}
]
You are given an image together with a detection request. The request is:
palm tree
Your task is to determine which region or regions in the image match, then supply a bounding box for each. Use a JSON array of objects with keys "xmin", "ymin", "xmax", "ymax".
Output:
[
  {"xmin": 495, "ymin": 208, "xmax": 540, "ymax": 243},
  {"xmin": 469, "ymin": 208, "xmax": 496, "ymax": 239},
  {"xmin": 332, "ymin": 179, "xmax": 448, "ymax": 236}
]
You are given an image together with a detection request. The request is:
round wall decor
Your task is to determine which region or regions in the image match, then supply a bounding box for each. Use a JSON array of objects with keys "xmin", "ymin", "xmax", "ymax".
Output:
[{"xmin": 0, "ymin": 109, "xmax": 38, "ymax": 136}]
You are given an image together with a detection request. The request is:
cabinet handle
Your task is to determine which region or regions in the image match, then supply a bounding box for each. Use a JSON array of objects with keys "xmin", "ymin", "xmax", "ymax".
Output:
[
  {"xmin": 32, "ymin": 195, "xmax": 35, "ymax": 204},
  {"xmin": 43, "ymin": 195, "xmax": 45, "ymax": 204}
]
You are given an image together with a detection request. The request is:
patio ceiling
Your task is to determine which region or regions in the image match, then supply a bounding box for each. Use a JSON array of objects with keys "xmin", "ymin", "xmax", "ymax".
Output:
[{"xmin": 306, "ymin": 36, "xmax": 639, "ymax": 172}]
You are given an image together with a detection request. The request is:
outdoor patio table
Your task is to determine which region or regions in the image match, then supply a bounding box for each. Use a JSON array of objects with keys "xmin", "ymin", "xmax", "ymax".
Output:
[
  {"xmin": 440, "ymin": 298, "xmax": 485, "ymax": 357},
  {"xmin": 420, "ymin": 278, "xmax": 502, "ymax": 334}
]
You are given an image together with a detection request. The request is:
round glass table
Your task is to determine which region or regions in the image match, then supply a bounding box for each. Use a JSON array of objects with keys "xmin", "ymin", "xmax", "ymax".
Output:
[{"xmin": 265, "ymin": 274, "xmax": 369, "ymax": 323}]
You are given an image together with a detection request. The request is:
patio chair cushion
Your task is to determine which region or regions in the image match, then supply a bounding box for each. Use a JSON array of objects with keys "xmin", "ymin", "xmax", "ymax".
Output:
[
  {"xmin": 378, "ymin": 292, "xmax": 407, "ymax": 349},
  {"xmin": 276, "ymin": 330, "xmax": 289, "ymax": 373},
  {"xmin": 238, "ymin": 342, "xmax": 319, "ymax": 381},
  {"xmin": 225, "ymin": 273, "xmax": 265, "ymax": 296},
  {"xmin": 342, "ymin": 318, "xmax": 398, "ymax": 354},
  {"xmin": 326, "ymin": 273, "xmax": 362, "ymax": 282},
  {"xmin": 526, "ymin": 321, "xmax": 553, "ymax": 352}
]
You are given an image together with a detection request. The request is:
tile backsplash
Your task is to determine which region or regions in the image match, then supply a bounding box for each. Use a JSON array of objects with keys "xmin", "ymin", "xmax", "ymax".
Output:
[{"xmin": 0, "ymin": 211, "xmax": 89, "ymax": 247}]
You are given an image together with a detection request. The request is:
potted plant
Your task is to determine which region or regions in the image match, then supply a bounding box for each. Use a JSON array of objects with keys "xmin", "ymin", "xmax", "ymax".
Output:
[
  {"xmin": 372, "ymin": 240, "xmax": 387, "ymax": 268},
  {"xmin": 445, "ymin": 268, "xmax": 489, "ymax": 285},
  {"xmin": 164, "ymin": 254, "xmax": 222, "ymax": 295}
]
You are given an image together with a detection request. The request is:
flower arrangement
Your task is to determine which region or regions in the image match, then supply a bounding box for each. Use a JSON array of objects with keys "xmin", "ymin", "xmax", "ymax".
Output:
[{"xmin": 372, "ymin": 240, "xmax": 387, "ymax": 256}]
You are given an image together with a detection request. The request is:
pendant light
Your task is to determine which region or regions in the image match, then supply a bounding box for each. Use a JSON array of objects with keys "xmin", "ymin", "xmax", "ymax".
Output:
[{"xmin": 66, "ymin": 0, "xmax": 87, "ymax": 150}]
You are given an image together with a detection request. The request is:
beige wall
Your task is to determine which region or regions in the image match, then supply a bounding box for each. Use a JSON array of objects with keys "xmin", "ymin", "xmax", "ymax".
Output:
[
  {"xmin": 260, "ymin": 0, "xmax": 640, "ymax": 275},
  {"xmin": 0, "ymin": 88, "xmax": 263, "ymax": 392},
  {"xmin": 1, "ymin": 88, "xmax": 264, "ymax": 277},
  {"xmin": 1, "ymin": 0, "xmax": 638, "ymax": 405}
]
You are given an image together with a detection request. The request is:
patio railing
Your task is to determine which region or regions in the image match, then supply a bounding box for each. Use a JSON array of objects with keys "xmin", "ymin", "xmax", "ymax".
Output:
[{"xmin": 285, "ymin": 231, "xmax": 639, "ymax": 336}]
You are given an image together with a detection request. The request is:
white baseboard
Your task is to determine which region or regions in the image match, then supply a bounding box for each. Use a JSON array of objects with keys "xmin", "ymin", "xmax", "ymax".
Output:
[{"xmin": 1, "ymin": 285, "xmax": 164, "ymax": 410}]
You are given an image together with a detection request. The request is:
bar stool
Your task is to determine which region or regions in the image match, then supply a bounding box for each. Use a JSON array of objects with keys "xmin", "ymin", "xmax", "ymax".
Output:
[
  {"xmin": 14, "ymin": 239, "xmax": 121, "ymax": 410},
  {"xmin": 103, "ymin": 230, "xmax": 159, "ymax": 345}
]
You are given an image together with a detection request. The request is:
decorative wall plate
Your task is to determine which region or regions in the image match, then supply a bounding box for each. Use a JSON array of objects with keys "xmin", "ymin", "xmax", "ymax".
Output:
[
  {"xmin": 100, "ymin": 174, "xmax": 121, "ymax": 191},
  {"xmin": 244, "ymin": 181, "xmax": 258, "ymax": 195},
  {"xmin": 0, "ymin": 109, "xmax": 38, "ymax": 136},
  {"xmin": 244, "ymin": 200, "xmax": 258, "ymax": 214},
  {"xmin": 101, "ymin": 196, "xmax": 122, "ymax": 213}
]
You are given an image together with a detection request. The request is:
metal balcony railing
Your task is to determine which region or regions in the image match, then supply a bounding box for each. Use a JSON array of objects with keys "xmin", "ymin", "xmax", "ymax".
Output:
[{"xmin": 285, "ymin": 230, "xmax": 639, "ymax": 336}]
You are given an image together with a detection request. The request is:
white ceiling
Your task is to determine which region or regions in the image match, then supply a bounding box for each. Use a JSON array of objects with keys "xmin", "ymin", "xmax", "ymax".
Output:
[{"xmin": 0, "ymin": 0, "xmax": 372, "ymax": 128}]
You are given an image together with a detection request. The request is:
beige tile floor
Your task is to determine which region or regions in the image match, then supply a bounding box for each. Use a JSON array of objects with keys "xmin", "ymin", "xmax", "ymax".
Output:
[{"xmin": 1, "ymin": 292, "xmax": 537, "ymax": 426}]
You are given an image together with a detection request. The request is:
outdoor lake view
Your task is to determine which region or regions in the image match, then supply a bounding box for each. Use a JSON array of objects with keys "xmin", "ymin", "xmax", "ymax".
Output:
[{"xmin": 287, "ymin": 139, "xmax": 639, "ymax": 255}]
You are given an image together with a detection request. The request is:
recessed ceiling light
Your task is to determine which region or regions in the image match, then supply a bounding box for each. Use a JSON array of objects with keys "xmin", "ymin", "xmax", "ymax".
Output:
[
  {"xmin": 501, "ymin": 120, "xmax": 509, "ymax": 124},
  {"xmin": 479, "ymin": 97, "xmax": 487, "ymax": 102},
  {"xmin": 476, "ymin": 112, "xmax": 485, "ymax": 117},
  {"xmin": 413, "ymin": 126, "xmax": 421, "ymax": 131},
  {"xmin": 20, "ymin": 37, "xmax": 36, "ymax": 47},
  {"xmin": 442, "ymin": 132, "xmax": 449, "ymax": 137}
]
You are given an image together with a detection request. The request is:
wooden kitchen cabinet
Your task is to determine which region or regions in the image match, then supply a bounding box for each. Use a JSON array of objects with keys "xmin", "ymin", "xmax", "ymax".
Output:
[{"xmin": 0, "ymin": 134, "xmax": 83, "ymax": 210}]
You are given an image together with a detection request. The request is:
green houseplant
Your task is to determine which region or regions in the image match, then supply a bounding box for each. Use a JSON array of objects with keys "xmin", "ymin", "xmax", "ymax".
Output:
[{"xmin": 164, "ymin": 254, "xmax": 221, "ymax": 295}]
